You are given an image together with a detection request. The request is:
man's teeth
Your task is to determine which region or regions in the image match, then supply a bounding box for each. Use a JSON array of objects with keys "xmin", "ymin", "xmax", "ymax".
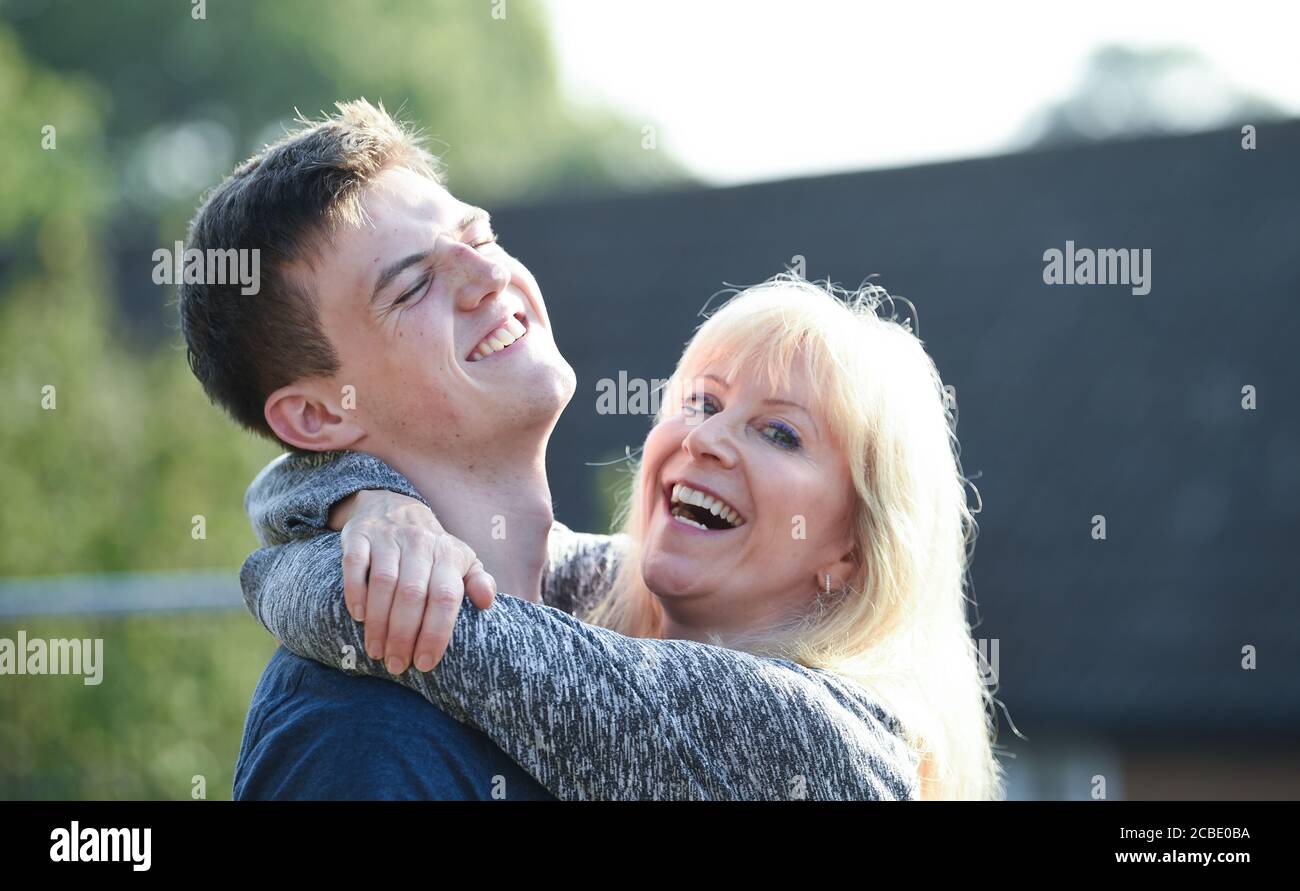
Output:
[
  {"xmin": 469, "ymin": 316, "xmax": 527, "ymax": 361},
  {"xmin": 670, "ymin": 483, "xmax": 744, "ymax": 528}
]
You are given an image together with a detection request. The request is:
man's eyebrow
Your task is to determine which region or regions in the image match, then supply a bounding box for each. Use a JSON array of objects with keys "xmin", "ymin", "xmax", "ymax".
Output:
[
  {"xmin": 371, "ymin": 250, "xmax": 434, "ymax": 306},
  {"xmin": 459, "ymin": 207, "xmax": 491, "ymax": 231},
  {"xmin": 369, "ymin": 209, "xmax": 491, "ymax": 306}
]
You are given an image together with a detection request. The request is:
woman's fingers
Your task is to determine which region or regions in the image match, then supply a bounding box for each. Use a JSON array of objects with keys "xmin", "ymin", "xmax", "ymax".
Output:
[
  {"xmin": 382, "ymin": 535, "xmax": 437, "ymax": 674},
  {"xmin": 362, "ymin": 538, "xmax": 401, "ymax": 664},
  {"xmin": 332, "ymin": 491, "xmax": 499, "ymax": 673},
  {"xmin": 464, "ymin": 560, "xmax": 497, "ymax": 611},
  {"xmin": 340, "ymin": 531, "xmax": 371, "ymax": 622},
  {"xmin": 413, "ymin": 560, "xmax": 468, "ymax": 672}
]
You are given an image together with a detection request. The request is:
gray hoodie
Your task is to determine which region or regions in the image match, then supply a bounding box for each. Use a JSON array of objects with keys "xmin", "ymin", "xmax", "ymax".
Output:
[{"xmin": 240, "ymin": 450, "xmax": 921, "ymax": 800}]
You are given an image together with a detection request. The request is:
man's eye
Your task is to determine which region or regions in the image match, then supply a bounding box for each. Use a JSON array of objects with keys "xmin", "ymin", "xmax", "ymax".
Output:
[
  {"xmin": 470, "ymin": 234, "xmax": 498, "ymax": 249},
  {"xmin": 394, "ymin": 274, "xmax": 432, "ymax": 305}
]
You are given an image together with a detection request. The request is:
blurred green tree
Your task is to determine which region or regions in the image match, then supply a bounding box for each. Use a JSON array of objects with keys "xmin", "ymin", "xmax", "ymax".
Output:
[
  {"xmin": 0, "ymin": 23, "xmax": 280, "ymax": 798},
  {"xmin": 1, "ymin": 21, "xmax": 280, "ymax": 577},
  {"xmin": 0, "ymin": 1, "xmax": 680, "ymax": 798},
  {"xmin": 2, "ymin": 0, "xmax": 681, "ymax": 576},
  {"xmin": 1018, "ymin": 45, "xmax": 1287, "ymax": 148},
  {"xmin": 5, "ymin": 0, "xmax": 683, "ymax": 216}
]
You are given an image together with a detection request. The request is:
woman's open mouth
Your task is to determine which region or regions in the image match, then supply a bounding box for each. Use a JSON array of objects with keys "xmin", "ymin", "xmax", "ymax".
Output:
[
  {"xmin": 665, "ymin": 482, "xmax": 746, "ymax": 531},
  {"xmin": 467, "ymin": 313, "xmax": 528, "ymax": 362}
]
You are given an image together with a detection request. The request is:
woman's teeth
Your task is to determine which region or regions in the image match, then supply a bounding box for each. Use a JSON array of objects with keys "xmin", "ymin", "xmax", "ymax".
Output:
[
  {"xmin": 469, "ymin": 316, "xmax": 527, "ymax": 361},
  {"xmin": 670, "ymin": 483, "xmax": 745, "ymax": 529}
]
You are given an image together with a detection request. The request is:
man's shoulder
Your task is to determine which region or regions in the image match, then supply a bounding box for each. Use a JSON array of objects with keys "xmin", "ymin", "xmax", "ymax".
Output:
[
  {"xmin": 235, "ymin": 648, "xmax": 554, "ymax": 800},
  {"xmin": 247, "ymin": 648, "xmax": 471, "ymax": 738}
]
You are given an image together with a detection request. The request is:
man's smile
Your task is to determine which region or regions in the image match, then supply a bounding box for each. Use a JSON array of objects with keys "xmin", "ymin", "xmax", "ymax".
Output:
[{"xmin": 467, "ymin": 312, "xmax": 529, "ymax": 362}]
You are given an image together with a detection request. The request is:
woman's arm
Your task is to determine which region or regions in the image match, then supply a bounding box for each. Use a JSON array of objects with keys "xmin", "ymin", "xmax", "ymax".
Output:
[
  {"xmin": 246, "ymin": 450, "xmax": 624, "ymax": 617},
  {"xmin": 241, "ymin": 534, "xmax": 919, "ymax": 801},
  {"xmin": 245, "ymin": 450, "xmax": 426, "ymax": 546}
]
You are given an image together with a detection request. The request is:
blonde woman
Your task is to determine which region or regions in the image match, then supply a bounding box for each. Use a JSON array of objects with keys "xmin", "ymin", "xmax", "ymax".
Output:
[{"xmin": 242, "ymin": 276, "xmax": 1003, "ymax": 800}]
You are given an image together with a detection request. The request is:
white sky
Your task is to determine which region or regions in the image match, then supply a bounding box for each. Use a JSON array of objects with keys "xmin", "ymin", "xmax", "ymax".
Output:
[{"xmin": 542, "ymin": 0, "xmax": 1299, "ymax": 185}]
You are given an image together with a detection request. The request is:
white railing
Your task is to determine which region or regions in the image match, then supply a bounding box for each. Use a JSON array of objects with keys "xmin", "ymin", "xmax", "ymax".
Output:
[{"xmin": 0, "ymin": 570, "xmax": 243, "ymax": 617}]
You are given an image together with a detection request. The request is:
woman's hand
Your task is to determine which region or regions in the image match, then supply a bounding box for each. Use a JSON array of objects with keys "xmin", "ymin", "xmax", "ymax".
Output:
[{"xmin": 330, "ymin": 490, "xmax": 496, "ymax": 674}]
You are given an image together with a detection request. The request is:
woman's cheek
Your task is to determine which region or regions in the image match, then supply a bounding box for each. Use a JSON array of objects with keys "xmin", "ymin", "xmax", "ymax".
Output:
[{"xmin": 645, "ymin": 415, "xmax": 684, "ymax": 456}]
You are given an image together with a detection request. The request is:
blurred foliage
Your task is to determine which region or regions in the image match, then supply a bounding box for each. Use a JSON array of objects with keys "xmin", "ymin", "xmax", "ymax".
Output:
[
  {"xmin": 0, "ymin": 0, "xmax": 677, "ymax": 574},
  {"xmin": 0, "ymin": 20, "xmax": 280, "ymax": 577},
  {"xmin": 3, "ymin": 0, "xmax": 684, "ymax": 216},
  {"xmin": 1020, "ymin": 45, "xmax": 1287, "ymax": 149},
  {"xmin": 0, "ymin": 1, "xmax": 672, "ymax": 797},
  {"xmin": 0, "ymin": 614, "xmax": 275, "ymax": 799}
]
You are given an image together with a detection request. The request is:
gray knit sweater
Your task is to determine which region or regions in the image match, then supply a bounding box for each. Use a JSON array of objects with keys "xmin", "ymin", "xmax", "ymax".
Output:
[{"xmin": 240, "ymin": 450, "xmax": 921, "ymax": 800}]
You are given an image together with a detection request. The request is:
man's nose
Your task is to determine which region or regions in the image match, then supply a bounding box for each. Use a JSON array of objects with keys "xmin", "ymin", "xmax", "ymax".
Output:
[{"xmin": 444, "ymin": 241, "xmax": 511, "ymax": 312}]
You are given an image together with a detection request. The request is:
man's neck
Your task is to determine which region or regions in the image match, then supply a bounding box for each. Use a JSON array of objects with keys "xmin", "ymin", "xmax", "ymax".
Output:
[{"xmin": 377, "ymin": 441, "xmax": 554, "ymax": 603}]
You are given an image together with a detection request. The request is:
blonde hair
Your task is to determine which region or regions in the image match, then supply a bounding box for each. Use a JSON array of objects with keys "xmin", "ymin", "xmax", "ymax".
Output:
[{"xmin": 587, "ymin": 274, "xmax": 1005, "ymax": 800}]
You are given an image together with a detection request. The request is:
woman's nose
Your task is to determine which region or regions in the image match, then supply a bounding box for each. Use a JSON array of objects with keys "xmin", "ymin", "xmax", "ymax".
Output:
[{"xmin": 682, "ymin": 415, "xmax": 738, "ymax": 468}]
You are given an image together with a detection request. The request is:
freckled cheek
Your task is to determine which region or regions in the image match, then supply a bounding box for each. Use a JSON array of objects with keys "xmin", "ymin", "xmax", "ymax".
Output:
[{"xmin": 387, "ymin": 315, "xmax": 455, "ymax": 365}]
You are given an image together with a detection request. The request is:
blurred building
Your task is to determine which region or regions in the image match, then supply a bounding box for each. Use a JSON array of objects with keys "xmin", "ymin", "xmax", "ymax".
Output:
[
  {"xmin": 489, "ymin": 120, "xmax": 1300, "ymax": 799},
  {"xmin": 95, "ymin": 119, "xmax": 1299, "ymax": 799}
]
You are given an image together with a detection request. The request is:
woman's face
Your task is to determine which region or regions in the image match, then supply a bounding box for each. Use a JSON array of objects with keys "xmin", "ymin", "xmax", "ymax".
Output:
[{"xmin": 638, "ymin": 358, "xmax": 859, "ymax": 635}]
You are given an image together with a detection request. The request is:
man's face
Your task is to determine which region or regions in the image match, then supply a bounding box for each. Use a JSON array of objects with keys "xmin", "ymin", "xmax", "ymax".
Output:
[{"xmin": 300, "ymin": 166, "xmax": 575, "ymax": 455}]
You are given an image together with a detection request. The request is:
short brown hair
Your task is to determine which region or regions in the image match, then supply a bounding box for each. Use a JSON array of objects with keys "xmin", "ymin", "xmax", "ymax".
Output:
[{"xmin": 178, "ymin": 99, "xmax": 440, "ymax": 442}]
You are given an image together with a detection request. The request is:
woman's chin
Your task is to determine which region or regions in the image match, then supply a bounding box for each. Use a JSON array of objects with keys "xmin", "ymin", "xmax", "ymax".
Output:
[{"xmin": 640, "ymin": 549, "xmax": 710, "ymax": 601}]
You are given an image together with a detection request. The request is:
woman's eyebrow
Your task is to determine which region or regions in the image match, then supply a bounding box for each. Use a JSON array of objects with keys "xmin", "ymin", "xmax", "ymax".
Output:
[{"xmin": 763, "ymin": 398, "xmax": 820, "ymax": 435}]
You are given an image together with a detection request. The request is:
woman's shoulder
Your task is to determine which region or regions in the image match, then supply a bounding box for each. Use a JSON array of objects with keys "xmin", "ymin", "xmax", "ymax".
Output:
[
  {"xmin": 748, "ymin": 655, "xmax": 920, "ymax": 796},
  {"xmin": 542, "ymin": 523, "xmax": 629, "ymax": 617},
  {"xmin": 767, "ymin": 659, "xmax": 906, "ymax": 734}
]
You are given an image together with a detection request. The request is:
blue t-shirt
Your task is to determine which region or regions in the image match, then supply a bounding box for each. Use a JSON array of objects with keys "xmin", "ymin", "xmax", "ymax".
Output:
[{"xmin": 234, "ymin": 647, "xmax": 555, "ymax": 800}]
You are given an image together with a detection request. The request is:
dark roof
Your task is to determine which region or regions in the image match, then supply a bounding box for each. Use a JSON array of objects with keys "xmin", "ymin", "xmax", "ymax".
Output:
[{"xmin": 493, "ymin": 121, "xmax": 1300, "ymax": 740}]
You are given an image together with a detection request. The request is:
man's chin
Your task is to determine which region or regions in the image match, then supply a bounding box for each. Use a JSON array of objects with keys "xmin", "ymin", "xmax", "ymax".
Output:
[
  {"xmin": 492, "ymin": 362, "xmax": 574, "ymax": 429},
  {"xmin": 521, "ymin": 353, "xmax": 577, "ymax": 408},
  {"xmin": 556, "ymin": 358, "xmax": 578, "ymax": 406}
]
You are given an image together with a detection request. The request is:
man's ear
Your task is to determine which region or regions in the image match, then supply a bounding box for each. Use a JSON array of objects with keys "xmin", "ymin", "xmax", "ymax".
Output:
[{"xmin": 264, "ymin": 382, "xmax": 365, "ymax": 452}]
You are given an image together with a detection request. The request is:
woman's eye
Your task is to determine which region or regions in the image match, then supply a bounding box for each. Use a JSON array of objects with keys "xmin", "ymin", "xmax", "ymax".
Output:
[
  {"xmin": 763, "ymin": 421, "xmax": 801, "ymax": 450},
  {"xmin": 682, "ymin": 394, "xmax": 719, "ymax": 416}
]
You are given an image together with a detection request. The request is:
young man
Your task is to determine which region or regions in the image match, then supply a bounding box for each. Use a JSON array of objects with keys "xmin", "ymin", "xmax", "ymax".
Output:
[{"xmin": 181, "ymin": 100, "xmax": 581, "ymax": 799}]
